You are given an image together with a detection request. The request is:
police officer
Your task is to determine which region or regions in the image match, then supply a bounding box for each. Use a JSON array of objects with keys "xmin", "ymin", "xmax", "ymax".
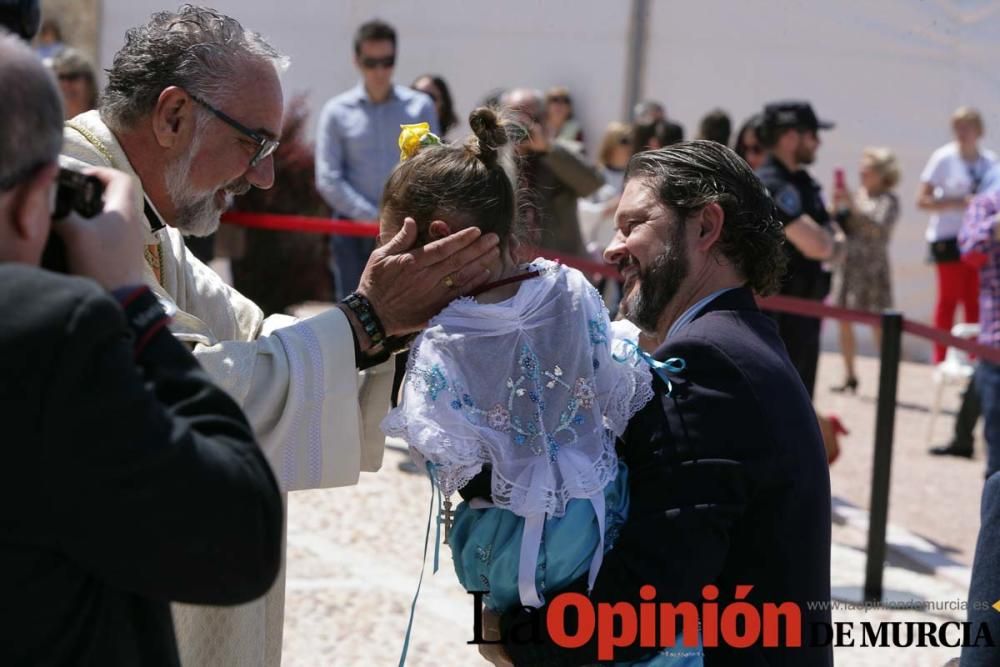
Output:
[{"xmin": 756, "ymin": 101, "xmax": 845, "ymax": 398}]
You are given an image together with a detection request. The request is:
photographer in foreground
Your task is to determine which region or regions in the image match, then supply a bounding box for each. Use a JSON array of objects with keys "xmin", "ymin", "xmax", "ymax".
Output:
[{"xmin": 0, "ymin": 29, "xmax": 282, "ymax": 666}]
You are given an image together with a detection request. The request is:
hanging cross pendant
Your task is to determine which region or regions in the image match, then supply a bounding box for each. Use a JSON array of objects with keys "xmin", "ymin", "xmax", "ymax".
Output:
[{"xmin": 439, "ymin": 497, "xmax": 455, "ymax": 541}]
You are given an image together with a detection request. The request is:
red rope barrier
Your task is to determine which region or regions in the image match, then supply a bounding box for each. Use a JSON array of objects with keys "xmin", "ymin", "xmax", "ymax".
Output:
[
  {"xmin": 221, "ymin": 211, "xmax": 1000, "ymax": 365},
  {"xmin": 901, "ymin": 318, "xmax": 1000, "ymax": 364},
  {"xmin": 223, "ymin": 211, "xmax": 380, "ymax": 237},
  {"xmin": 221, "ymin": 212, "xmax": 622, "ymax": 278},
  {"xmin": 758, "ymin": 294, "xmax": 883, "ymax": 328},
  {"xmin": 521, "ymin": 246, "xmax": 621, "ymax": 279},
  {"xmin": 759, "ymin": 294, "xmax": 1000, "ymax": 366}
]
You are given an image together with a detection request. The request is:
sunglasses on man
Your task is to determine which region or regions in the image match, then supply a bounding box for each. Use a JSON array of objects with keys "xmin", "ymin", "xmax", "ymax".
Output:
[
  {"xmin": 188, "ymin": 93, "xmax": 279, "ymax": 169},
  {"xmin": 360, "ymin": 55, "xmax": 395, "ymax": 70}
]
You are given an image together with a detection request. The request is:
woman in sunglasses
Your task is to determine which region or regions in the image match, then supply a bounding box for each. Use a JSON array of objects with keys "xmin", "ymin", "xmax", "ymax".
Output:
[
  {"xmin": 733, "ymin": 113, "xmax": 767, "ymax": 170},
  {"xmin": 49, "ymin": 47, "xmax": 98, "ymax": 120},
  {"xmin": 544, "ymin": 85, "xmax": 585, "ymax": 144}
]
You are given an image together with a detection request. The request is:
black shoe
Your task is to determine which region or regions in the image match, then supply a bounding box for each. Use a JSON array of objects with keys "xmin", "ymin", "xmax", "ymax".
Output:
[
  {"xmin": 830, "ymin": 377, "xmax": 858, "ymax": 395},
  {"xmin": 929, "ymin": 443, "xmax": 973, "ymax": 458}
]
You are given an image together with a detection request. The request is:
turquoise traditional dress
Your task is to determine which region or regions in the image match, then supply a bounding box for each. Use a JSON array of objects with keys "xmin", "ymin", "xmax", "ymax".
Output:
[{"xmin": 382, "ymin": 260, "xmax": 702, "ymax": 666}]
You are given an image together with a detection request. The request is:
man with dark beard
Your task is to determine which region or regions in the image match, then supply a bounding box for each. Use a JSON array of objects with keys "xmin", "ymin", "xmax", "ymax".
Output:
[
  {"xmin": 484, "ymin": 141, "xmax": 833, "ymax": 666},
  {"xmin": 755, "ymin": 101, "xmax": 844, "ymax": 398},
  {"xmin": 58, "ymin": 6, "xmax": 500, "ymax": 667}
]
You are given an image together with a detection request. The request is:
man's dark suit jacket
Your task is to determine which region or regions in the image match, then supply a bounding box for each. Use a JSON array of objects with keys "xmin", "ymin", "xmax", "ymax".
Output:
[
  {"xmin": 962, "ymin": 471, "xmax": 1000, "ymax": 666},
  {"xmin": 0, "ymin": 264, "xmax": 283, "ymax": 666},
  {"xmin": 502, "ymin": 286, "xmax": 833, "ymax": 666}
]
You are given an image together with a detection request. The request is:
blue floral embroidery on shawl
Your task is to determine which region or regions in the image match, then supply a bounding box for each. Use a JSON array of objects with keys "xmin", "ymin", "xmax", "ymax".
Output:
[
  {"xmin": 410, "ymin": 343, "xmax": 592, "ymax": 462},
  {"xmin": 411, "ymin": 364, "xmax": 447, "ymax": 401},
  {"xmin": 587, "ymin": 317, "xmax": 608, "ymax": 345}
]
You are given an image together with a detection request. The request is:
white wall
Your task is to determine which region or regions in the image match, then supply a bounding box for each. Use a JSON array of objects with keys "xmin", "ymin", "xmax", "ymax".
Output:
[
  {"xmin": 645, "ymin": 0, "xmax": 1000, "ymax": 360},
  {"xmin": 96, "ymin": 0, "xmax": 1000, "ymax": 360},
  {"xmin": 98, "ymin": 0, "xmax": 630, "ymax": 155}
]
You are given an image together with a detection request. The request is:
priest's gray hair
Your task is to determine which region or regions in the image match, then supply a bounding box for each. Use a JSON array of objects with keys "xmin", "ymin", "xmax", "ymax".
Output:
[
  {"xmin": 0, "ymin": 30, "xmax": 64, "ymax": 191},
  {"xmin": 101, "ymin": 5, "xmax": 289, "ymax": 132}
]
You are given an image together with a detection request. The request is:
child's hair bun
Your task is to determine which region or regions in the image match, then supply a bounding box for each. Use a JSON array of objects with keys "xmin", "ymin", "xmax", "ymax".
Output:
[{"xmin": 469, "ymin": 106, "xmax": 508, "ymax": 169}]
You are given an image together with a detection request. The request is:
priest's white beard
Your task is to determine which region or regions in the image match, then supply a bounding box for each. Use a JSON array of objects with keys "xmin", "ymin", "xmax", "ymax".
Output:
[{"xmin": 165, "ymin": 133, "xmax": 252, "ymax": 238}]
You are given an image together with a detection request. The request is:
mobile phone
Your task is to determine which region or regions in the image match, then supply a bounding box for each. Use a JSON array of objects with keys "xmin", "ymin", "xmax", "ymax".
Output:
[{"xmin": 834, "ymin": 167, "xmax": 846, "ymax": 191}]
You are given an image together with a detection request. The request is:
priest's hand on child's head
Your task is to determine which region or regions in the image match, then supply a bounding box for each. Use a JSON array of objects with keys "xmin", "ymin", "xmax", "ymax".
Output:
[{"xmin": 357, "ymin": 217, "xmax": 500, "ymax": 336}]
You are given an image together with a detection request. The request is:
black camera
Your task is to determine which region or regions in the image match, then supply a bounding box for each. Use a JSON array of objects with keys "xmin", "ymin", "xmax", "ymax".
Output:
[
  {"xmin": 53, "ymin": 168, "xmax": 104, "ymax": 219},
  {"xmin": 42, "ymin": 168, "xmax": 106, "ymax": 272}
]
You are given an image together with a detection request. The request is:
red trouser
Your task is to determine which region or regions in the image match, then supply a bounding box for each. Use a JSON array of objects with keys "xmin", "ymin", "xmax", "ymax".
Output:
[{"xmin": 933, "ymin": 260, "xmax": 979, "ymax": 363}]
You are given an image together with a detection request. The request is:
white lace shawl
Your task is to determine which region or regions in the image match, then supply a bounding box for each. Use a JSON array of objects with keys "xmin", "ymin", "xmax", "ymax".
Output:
[{"xmin": 381, "ymin": 259, "xmax": 653, "ymax": 519}]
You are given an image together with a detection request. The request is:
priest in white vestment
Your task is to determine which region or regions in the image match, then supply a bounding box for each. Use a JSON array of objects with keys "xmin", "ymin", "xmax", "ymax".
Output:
[
  {"xmin": 62, "ymin": 108, "xmax": 390, "ymax": 666},
  {"xmin": 59, "ymin": 7, "xmax": 499, "ymax": 666}
]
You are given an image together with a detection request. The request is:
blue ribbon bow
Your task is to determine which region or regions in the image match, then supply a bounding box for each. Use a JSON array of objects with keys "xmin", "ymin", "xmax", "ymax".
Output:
[{"xmin": 613, "ymin": 340, "xmax": 687, "ymax": 396}]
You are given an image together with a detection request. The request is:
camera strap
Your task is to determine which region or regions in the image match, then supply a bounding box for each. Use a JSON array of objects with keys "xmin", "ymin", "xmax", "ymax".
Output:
[
  {"xmin": 143, "ymin": 197, "xmax": 165, "ymax": 233},
  {"xmin": 141, "ymin": 197, "xmax": 165, "ymax": 284}
]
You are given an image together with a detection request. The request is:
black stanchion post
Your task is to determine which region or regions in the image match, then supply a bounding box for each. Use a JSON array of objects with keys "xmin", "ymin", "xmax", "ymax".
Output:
[{"xmin": 864, "ymin": 311, "xmax": 904, "ymax": 603}]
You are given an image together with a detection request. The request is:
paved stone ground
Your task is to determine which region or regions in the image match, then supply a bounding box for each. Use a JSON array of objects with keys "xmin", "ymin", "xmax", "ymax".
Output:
[
  {"xmin": 817, "ymin": 351, "xmax": 986, "ymax": 569},
  {"xmin": 281, "ymin": 351, "xmax": 987, "ymax": 666}
]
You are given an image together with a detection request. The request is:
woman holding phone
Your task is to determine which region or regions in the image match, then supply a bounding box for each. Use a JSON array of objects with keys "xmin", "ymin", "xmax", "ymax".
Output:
[{"xmin": 830, "ymin": 148, "xmax": 901, "ymax": 394}]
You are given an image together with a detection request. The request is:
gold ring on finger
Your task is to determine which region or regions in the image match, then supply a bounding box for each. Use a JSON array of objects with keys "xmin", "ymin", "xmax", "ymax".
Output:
[{"xmin": 443, "ymin": 274, "xmax": 456, "ymax": 289}]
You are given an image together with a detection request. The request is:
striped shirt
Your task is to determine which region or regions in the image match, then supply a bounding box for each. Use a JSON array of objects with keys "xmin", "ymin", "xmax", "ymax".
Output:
[{"xmin": 959, "ymin": 191, "xmax": 1000, "ymax": 348}]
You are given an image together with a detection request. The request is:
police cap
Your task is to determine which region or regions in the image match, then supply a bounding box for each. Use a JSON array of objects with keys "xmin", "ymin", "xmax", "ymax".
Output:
[{"xmin": 762, "ymin": 101, "xmax": 834, "ymax": 134}]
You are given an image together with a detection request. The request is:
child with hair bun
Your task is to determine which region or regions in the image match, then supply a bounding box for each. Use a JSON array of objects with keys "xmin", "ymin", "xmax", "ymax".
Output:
[{"xmin": 382, "ymin": 108, "xmax": 700, "ymax": 666}]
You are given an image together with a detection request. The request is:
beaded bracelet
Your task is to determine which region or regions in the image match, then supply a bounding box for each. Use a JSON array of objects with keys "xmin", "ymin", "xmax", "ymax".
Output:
[{"xmin": 342, "ymin": 292, "xmax": 386, "ymax": 347}]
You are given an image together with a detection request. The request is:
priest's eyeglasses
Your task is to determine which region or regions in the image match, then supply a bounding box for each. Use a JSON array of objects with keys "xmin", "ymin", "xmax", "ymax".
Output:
[{"xmin": 188, "ymin": 93, "xmax": 280, "ymax": 169}]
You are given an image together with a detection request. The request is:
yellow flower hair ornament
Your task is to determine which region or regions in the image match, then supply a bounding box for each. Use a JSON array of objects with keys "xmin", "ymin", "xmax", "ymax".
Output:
[{"xmin": 398, "ymin": 122, "xmax": 441, "ymax": 161}]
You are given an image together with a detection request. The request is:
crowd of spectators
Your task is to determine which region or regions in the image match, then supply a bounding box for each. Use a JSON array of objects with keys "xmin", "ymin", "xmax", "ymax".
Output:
[{"xmin": 13, "ymin": 8, "xmax": 1000, "ymax": 666}]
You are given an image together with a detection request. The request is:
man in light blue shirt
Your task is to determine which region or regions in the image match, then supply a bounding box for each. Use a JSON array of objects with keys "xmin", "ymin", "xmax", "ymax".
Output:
[{"xmin": 316, "ymin": 19, "xmax": 438, "ymax": 299}]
